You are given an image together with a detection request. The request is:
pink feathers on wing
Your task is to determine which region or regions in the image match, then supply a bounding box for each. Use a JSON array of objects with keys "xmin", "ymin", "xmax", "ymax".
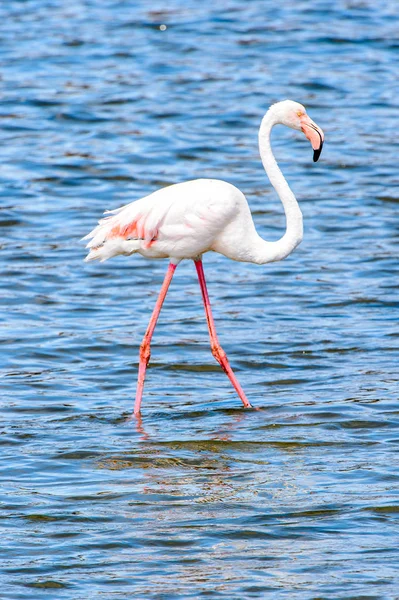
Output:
[{"xmin": 83, "ymin": 194, "xmax": 162, "ymax": 261}]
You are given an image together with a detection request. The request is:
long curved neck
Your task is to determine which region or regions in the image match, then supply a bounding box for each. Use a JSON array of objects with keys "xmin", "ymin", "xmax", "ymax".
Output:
[{"xmin": 252, "ymin": 111, "xmax": 303, "ymax": 264}]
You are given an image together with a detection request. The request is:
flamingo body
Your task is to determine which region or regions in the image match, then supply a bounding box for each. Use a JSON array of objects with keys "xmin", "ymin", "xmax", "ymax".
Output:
[{"xmin": 84, "ymin": 178, "xmax": 257, "ymax": 264}]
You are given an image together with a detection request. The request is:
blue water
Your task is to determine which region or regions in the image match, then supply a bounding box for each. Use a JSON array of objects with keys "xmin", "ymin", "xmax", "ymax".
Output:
[{"xmin": 1, "ymin": 1, "xmax": 399, "ymax": 598}]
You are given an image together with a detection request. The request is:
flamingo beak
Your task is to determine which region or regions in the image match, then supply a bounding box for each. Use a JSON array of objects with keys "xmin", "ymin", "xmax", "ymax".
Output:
[{"xmin": 300, "ymin": 114, "xmax": 324, "ymax": 162}]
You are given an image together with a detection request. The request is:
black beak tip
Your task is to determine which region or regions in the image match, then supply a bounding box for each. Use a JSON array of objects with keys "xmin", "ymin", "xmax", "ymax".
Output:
[{"xmin": 313, "ymin": 140, "xmax": 323, "ymax": 163}]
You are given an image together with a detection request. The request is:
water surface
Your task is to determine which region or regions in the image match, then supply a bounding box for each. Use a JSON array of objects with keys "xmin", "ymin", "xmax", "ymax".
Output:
[{"xmin": 1, "ymin": 1, "xmax": 399, "ymax": 598}]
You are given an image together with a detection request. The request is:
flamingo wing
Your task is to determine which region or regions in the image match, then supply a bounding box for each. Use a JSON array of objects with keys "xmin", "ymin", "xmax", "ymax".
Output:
[{"xmin": 83, "ymin": 179, "xmax": 240, "ymax": 262}]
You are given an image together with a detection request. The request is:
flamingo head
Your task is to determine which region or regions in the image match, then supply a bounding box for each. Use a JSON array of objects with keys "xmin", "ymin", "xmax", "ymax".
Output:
[{"xmin": 269, "ymin": 100, "xmax": 324, "ymax": 162}]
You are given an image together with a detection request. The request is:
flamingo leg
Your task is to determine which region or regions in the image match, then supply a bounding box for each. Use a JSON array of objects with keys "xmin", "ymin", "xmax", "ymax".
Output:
[
  {"xmin": 134, "ymin": 262, "xmax": 177, "ymax": 415},
  {"xmin": 194, "ymin": 259, "xmax": 252, "ymax": 409}
]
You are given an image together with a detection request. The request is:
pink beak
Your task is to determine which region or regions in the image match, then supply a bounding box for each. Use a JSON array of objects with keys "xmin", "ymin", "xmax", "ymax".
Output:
[{"xmin": 300, "ymin": 114, "xmax": 324, "ymax": 162}]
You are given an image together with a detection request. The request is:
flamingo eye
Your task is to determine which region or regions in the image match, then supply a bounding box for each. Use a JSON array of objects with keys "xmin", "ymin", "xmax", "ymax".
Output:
[{"xmin": 296, "ymin": 110, "xmax": 304, "ymax": 117}]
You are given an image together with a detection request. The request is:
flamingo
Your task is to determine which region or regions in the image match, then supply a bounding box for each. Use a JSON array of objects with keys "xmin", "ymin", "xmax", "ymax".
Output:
[{"xmin": 83, "ymin": 100, "xmax": 324, "ymax": 415}]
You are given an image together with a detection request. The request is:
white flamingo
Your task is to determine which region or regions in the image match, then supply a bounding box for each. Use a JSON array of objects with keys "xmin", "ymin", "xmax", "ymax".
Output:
[{"xmin": 84, "ymin": 100, "xmax": 324, "ymax": 415}]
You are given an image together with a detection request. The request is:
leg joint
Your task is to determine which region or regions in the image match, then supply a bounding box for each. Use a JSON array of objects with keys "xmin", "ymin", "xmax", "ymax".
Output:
[
  {"xmin": 140, "ymin": 340, "xmax": 151, "ymax": 363},
  {"xmin": 211, "ymin": 342, "xmax": 226, "ymax": 364}
]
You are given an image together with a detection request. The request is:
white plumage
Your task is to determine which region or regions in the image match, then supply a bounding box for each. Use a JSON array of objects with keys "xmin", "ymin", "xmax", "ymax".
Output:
[{"xmin": 84, "ymin": 178, "xmax": 254, "ymax": 263}]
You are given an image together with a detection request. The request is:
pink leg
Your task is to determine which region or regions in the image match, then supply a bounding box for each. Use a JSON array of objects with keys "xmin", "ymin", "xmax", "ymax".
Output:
[
  {"xmin": 194, "ymin": 259, "xmax": 252, "ymax": 409},
  {"xmin": 134, "ymin": 262, "xmax": 177, "ymax": 415}
]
